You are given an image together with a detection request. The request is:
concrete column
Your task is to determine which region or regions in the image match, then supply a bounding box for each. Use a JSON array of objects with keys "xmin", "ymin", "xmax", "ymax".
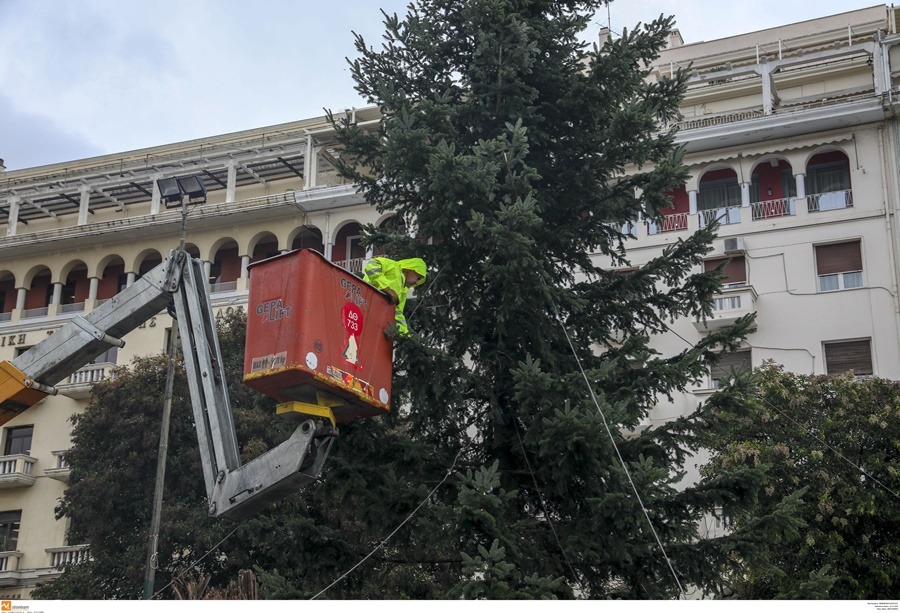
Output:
[
  {"xmin": 11, "ymin": 287, "xmax": 26, "ymax": 323},
  {"xmin": 5, "ymin": 197, "xmax": 19, "ymax": 237},
  {"xmin": 226, "ymin": 162, "xmax": 237, "ymax": 203},
  {"xmin": 688, "ymin": 190, "xmax": 698, "ymax": 214},
  {"xmin": 303, "ymin": 135, "xmax": 318, "ymax": 190},
  {"xmin": 324, "ymin": 242, "xmax": 334, "ymax": 261},
  {"xmin": 78, "ymin": 187, "xmax": 91, "ymax": 226},
  {"xmin": 795, "ymin": 173, "xmax": 806, "ymax": 197},
  {"xmin": 150, "ymin": 173, "xmax": 162, "ymax": 215},
  {"xmin": 88, "ymin": 277, "xmax": 99, "ymax": 301},
  {"xmin": 760, "ymin": 63, "xmax": 776, "ymax": 115},
  {"xmin": 126, "ymin": 272, "xmax": 137, "ymax": 288},
  {"xmin": 238, "ymin": 255, "xmax": 250, "ymax": 291},
  {"xmin": 48, "ymin": 282, "xmax": 63, "ymax": 317},
  {"xmin": 86, "ymin": 277, "xmax": 100, "ymax": 311},
  {"xmin": 203, "ymin": 261, "xmax": 212, "ymax": 281}
]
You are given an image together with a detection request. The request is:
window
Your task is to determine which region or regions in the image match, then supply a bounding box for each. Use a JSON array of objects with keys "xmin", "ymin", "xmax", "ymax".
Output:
[
  {"xmin": 808, "ymin": 160, "xmax": 851, "ymax": 210},
  {"xmin": 704, "ymin": 256, "xmax": 747, "ymax": 287},
  {"xmin": 0, "ymin": 511, "xmax": 21, "ymax": 552},
  {"xmin": 824, "ymin": 339, "xmax": 872, "ymax": 375},
  {"xmin": 60, "ymin": 280, "xmax": 77, "ymax": 305},
  {"xmin": 4, "ymin": 426, "xmax": 32, "ymax": 456},
  {"xmin": 710, "ymin": 350, "xmax": 751, "ymax": 388},
  {"xmin": 816, "ymin": 241, "xmax": 863, "ymax": 292}
]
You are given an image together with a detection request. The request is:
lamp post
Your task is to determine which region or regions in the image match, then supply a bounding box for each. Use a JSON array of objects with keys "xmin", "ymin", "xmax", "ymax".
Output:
[{"xmin": 143, "ymin": 174, "xmax": 206, "ymax": 599}]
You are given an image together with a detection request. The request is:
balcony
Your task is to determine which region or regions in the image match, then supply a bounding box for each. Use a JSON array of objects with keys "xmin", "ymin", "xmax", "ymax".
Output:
[
  {"xmin": 210, "ymin": 280, "xmax": 238, "ymax": 294},
  {"xmin": 693, "ymin": 285, "xmax": 757, "ymax": 332},
  {"xmin": 807, "ymin": 189, "xmax": 853, "ymax": 213},
  {"xmin": 21, "ymin": 306, "xmax": 48, "ymax": 320},
  {"xmin": 0, "ymin": 551, "xmax": 23, "ymax": 582},
  {"xmin": 56, "ymin": 363, "xmax": 112, "ymax": 400},
  {"xmin": 699, "ymin": 206, "xmax": 741, "ymax": 228},
  {"xmin": 334, "ymin": 257, "xmax": 365, "ymax": 275},
  {"xmin": 0, "ymin": 455, "xmax": 36, "ymax": 489},
  {"xmin": 751, "ymin": 197, "xmax": 795, "ymax": 220},
  {"xmin": 47, "ymin": 544, "xmax": 90, "ymax": 568},
  {"xmin": 0, "ymin": 313, "xmax": 10, "ymax": 323},
  {"xmin": 647, "ymin": 213, "xmax": 688, "ymax": 235},
  {"xmin": 59, "ymin": 302, "xmax": 85, "ymax": 314},
  {"xmin": 44, "ymin": 450, "xmax": 71, "ymax": 483}
]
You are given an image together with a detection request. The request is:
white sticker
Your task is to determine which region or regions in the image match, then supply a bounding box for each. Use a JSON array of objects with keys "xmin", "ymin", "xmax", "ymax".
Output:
[
  {"xmin": 379, "ymin": 388, "xmax": 389, "ymax": 404},
  {"xmin": 306, "ymin": 352, "xmax": 318, "ymax": 369}
]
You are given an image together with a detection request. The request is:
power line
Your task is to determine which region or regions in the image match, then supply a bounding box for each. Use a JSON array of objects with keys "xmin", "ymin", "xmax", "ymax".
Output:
[
  {"xmin": 510, "ymin": 417, "xmax": 585, "ymax": 595},
  {"xmin": 664, "ymin": 322, "xmax": 900, "ymax": 502},
  {"xmin": 552, "ymin": 300, "xmax": 687, "ymax": 600},
  {"xmin": 310, "ymin": 445, "xmax": 466, "ymax": 600},
  {"xmin": 151, "ymin": 519, "xmax": 248, "ymax": 599}
]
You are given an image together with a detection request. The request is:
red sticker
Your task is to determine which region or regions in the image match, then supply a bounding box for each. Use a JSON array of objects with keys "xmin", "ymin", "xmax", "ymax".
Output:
[{"xmin": 342, "ymin": 302, "xmax": 363, "ymax": 337}]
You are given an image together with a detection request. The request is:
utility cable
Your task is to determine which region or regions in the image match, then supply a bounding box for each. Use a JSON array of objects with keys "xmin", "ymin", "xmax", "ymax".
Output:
[
  {"xmin": 753, "ymin": 391, "xmax": 900, "ymax": 502},
  {"xmin": 551, "ymin": 300, "xmax": 687, "ymax": 600},
  {"xmin": 663, "ymin": 322, "xmax": 900, "ymax": 502},
  {"xmin": 510, "ymin": 417, "xmax": 586, "ymax": 595},
  {"xmin": 151, "ymin": 519, "xmax": 248, "ymax": 599},
  {"xmin": 310, "ymin": 445, "xmax": 465, "ymax": 600}
]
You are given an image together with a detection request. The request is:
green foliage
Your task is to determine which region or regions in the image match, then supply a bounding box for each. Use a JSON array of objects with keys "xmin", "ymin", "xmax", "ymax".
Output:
[
  {"xmin": 36, "ymin": 1, "xmax": 768, "ymax": 600},
  {"xmin": 325, "ymin": 0, "xmax": 756, "ymax": 599},
  {"xmin": 701, "ymin": 363, "xmax": 900, "ymax": 599}
]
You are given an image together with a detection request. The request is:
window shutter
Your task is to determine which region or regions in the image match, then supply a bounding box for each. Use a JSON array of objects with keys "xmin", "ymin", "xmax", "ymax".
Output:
[
  {"xmin": 705, "ymin": 256, "xmax": 746, "ymax": 284},
  {"xmin": 824, "ymin": 339, "xmax": 872, "ymax": 375},
  {"xmin": 711, "ymin": 350, "xmax": 751, "ymax": 381},
  {"xmin": 816, "ymin": 242, "xmax": 862, "ymax": 275}
]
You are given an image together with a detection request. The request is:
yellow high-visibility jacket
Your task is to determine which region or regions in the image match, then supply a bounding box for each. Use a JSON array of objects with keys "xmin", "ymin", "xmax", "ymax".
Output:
[{"xmin": 363, "ymin": 257, "xmax": 427, "ymax": 335}]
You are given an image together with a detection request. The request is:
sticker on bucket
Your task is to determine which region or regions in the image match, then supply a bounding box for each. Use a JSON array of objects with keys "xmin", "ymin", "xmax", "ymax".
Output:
[
  {"xmin": 250, "ymin": 351, "xmax": 288, "ymax": 372},
  {"xmin": 341, "ymin": 301, "xmax": 364, "ymax": 370}
]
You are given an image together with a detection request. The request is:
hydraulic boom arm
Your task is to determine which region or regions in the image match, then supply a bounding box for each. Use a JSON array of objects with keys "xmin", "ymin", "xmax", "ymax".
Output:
[{"xmin": 0, "ymin": 250, "xmax": 334, "ymax": 521}]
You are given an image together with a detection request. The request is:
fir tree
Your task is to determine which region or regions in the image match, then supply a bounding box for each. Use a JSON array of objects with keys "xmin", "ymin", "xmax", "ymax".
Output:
[
  {"xmin": 36, "ymin": 1, "xmax": 767, "ymax": 600},
  {"xmin": 324, "ymin": 0, "xmax": 757, "ymax": 598}
]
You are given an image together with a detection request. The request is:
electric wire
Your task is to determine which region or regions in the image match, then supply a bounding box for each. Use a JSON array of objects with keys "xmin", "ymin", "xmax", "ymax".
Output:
[
  {"xmin": 151, "ymin": 519, "xmax": 248, "ymax": 599},
  {"xmin": 510, "ymin": 417, "xmax": 586, "ymax": 596},
  {"xmin": 662, "ymin": 323, "xmax": 900, "ymax": 502},
  {"xmin": 552, "ymin": 300, "xmax": 688, "ymax": 600},
  {"xmin": 310, "ymin": 445, "xmax": 466, "ymax": 600}
]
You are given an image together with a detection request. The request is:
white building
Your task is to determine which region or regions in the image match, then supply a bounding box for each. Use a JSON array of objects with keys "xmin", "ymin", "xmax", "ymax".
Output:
[{"xmin": 0, "ymin": 4, "xmax": 897, "ymax": 597}]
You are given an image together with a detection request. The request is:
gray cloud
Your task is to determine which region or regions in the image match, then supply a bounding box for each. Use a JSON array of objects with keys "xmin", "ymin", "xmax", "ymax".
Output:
[{"xmin": 0, "ymin": 93, "xmax": 104, "ymax": 170}]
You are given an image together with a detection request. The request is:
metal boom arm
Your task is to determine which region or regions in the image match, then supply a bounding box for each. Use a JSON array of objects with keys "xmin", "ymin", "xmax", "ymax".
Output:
[{"xmin": 0, "ymin": 250, "xmax": 333, "ymax": 521}]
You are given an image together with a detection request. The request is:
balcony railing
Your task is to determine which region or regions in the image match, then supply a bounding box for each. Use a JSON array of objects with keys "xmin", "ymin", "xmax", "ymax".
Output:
[
  {"xmin": 0, "ymin": 551, "xmax": 23, "ymax": 572},
  {"xmin": 59, "ymin": 301, "xmax": 85, "ymax": 314},
  {"xmin": 751, "ymin": 197, "xmax": 796, "ymax": 220},
  {"xmin": 699, "ymin": 206, "xmax": 741, "ymax": 227},
  {"xmin": 45, "ymin": 450, "xmax": 71, "ymax": 483},
  {"xmin": 67, "ymin": 364, "xmax": 108, "ymax": 385},
  {"xmin": 334, "ymin": 257, "xmax": 365, "ymax": 274},
  {"xmin": 0, "ymin": 313, "xmax": 10, "ymax": 323},
  {"xmin": 694, "ymin": 285, "xmax": 757, "ymax": 333},
  {"xmin": 647, "ymin": 213, "xmax": 689, "ymax": 235},
  {"xmin": 807, "ymin": 189, "xmax": 853, "ymax": 212},
  {"xmin": 210, "ymin": 280, "xmax": 238, "ymax": 294},
  {"xmin": 0, "ymin": 454, "xmax": 36, "ymax": 488},
  {"xmin": 21, "ymin": 306, "xmax": 48, "ymax": 319},
  {"xmin": 47, "ymin": 545, "xmax": 91, "ymax": 568}
]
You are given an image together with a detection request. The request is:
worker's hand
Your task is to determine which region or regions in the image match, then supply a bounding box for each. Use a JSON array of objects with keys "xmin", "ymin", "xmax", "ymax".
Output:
[{"xmin": 384, "ymin": 289, "xmax": 399, "ymax": 305}]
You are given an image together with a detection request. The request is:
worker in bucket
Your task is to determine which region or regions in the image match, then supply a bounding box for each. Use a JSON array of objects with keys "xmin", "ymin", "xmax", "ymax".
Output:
[{"xmin": 363, "ymin": 256, "xmax": 427, "ymax": 335}]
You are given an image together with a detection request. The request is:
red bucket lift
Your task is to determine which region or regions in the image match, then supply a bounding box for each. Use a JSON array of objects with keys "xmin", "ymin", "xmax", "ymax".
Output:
[{"xmin": 243, "ymin": 249, "xmax": 395, "ymax": 425}]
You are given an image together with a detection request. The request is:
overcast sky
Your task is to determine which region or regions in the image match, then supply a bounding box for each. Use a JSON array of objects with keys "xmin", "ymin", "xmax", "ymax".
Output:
[{"xmin": 0, "ymin": 0, "xmax": 884, "ymax": 171}]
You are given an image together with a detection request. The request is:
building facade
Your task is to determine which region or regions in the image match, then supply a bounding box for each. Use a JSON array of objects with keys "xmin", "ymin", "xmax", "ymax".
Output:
[{"xmin": 0, "ymin": 4, "xmax": 898, "ymax": 597}]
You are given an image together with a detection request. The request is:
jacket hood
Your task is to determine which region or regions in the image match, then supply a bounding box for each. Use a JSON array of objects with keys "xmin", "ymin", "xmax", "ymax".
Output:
[{"xmin": 399, "ymin": 258, "xmax": 427, "ymax": 286}]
